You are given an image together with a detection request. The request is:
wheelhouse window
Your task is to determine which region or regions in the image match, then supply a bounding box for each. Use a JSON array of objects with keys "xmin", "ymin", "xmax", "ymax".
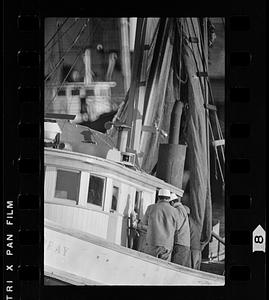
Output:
[
  {"xmin": 54, "ymin": 169, "xmax": 80, "ymax": 204},
  {"xmin": 111, "ymin": 186, "xmax": 119, "ymax": 211},
  {"xmin": 87, "ymin": 175, "xmax": 105, "ymax": 207},
  {"xmin": 135, "ymin": 191, "xmax": 142, "ymax": 214}
]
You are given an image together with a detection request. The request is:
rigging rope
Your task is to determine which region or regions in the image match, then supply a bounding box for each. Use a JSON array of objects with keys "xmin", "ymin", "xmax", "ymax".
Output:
[
  {"xmin": 44, "ymin": 19, "xmax": 90, "ymax": 82},
  {"xmin": 44, "ymin": 18, "xmax": 69, "ymax": 49},
  {"xmin": 45, "ymin": 18, "xmax": 80, "ymax": 55},
  {"xmin": 45, "ymin": 23, "xmax": 91, "ymax": 112},
  {"xmin": 146, "ymin": 19, "xmax": 160, "ymax": 79},
  {"xmin": 45, "ymin": 52, "xmax": 81, "ymax": 112},
  {"xmin": 184, "ymin": 19, "xmax": 207, "ymax": 101},
  {"xmin": 193, "ymin": 20, "xmax": 225, "ymax": 165},
  {"xmin": 189, "ymin": 18, "xmax": 225, "ymax": 147},
  {"xmin": 185, "ymin": 18, "xmax": 225, "ymax": 181}
]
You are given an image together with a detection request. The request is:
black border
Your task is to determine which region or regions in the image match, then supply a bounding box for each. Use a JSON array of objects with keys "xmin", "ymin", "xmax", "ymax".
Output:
[{"xmin": 3, "ymin": 1, "xmax": 267, "ymax": 299}]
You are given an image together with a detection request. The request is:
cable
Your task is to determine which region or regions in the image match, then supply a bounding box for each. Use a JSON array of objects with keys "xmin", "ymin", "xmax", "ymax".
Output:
[
  {"xmin": 209, "ymin": 120, "xmax": 224, "ymax": 183},
  {"xmin": 184, "ymin": 19, "xmax": 207, "ymax": 101},
  {"xmin": 185, "ymin": 18, "xmax": 225, "ymax": 180},
  {"xmin": 44, "ymin": 18, "xmax": 69, "ymax": 49},
  {"xmin": 45, "ymin": 20, "xmax": 88, "ymax": 81},
  {"xmin": 45, "ymin": 19, "xmax": 90, "ymax": 82},
  {"xmin": 45, "ymin": 18, "xmax": 79, "ymax": 54},
  {"xmin": 188, "ymin": 18, "xmax": 225, "ymax": 165},
  {"xmin": 45, "ymin": 50, "xmax": 82, "ymax": 112},
  {"xmin": 146, "ymin": 19, "xmax": 160, "ymax": 78},
  {"xmin": 45, "ymin": 19, "xmax": 92, "ymax": 133}
]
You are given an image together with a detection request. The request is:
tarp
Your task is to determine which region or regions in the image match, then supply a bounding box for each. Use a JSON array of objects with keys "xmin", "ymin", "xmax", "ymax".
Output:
[
  {"xmin": 111, "ymin": 18, "xmax": 212, "ymax": 254},
  {"xmin": 182, "ymin": 18, "xmax": 212, "ymax": 252}
]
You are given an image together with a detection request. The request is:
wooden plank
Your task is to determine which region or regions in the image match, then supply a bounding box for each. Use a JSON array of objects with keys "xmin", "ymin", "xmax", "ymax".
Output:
[
  {"xmin": 45, "ymin": 113, "xmax": 76, "ymax": 120},
  {"xmin": 212, "ymin": 139, "xmax": 225, "ymax": 147},
  {"xmin": 204, "ymin": 103, "xmax": 217, "ymax": 111}
]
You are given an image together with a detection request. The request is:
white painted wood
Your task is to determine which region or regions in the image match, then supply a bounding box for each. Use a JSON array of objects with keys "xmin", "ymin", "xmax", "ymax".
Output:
[
  {"xmin": 120, "ymin": 18, "xmax": 131, "ymax": 93},
  {"xmin": 107, "ymin": 211, "xmax": 121, "ymax": 244},
  {"xmin": 78, "ymin": 171, "xmax": 90, "ymax": 206},
  {"xmin": 141, "ymin": 190, "xmax": 155, "ymax": 215},
  {"xmin": 129, "ymin": 18, "xmax": 137, "ymax": 52},
  {"xmin": 114, "ymin": 214, "xmax": 124, "ymax": 245},
  {"xmin": 84, "ymin": 49, "xmax": 93, "ymax": 84},
  {"xmin": 106, "ymin": 180, "xmax": 126, "ymax": 244},
  {"xmin": 103, "ymin": 178, "xmax": 113, "ymax": 213},
  {"xmin": 45, "ymin": 149, "xmax": 184, "ymax": 197},
  {"xmin": 45, "ymin": 266, "xmax": 102, "ymax": 285},
  {"xmin": 117, "ymin": 183, "xmax": 132, "ymax": 216},
  {"xmin": 44, "ymin": 219, "xmax": 225, "ymax": 286},
  {"xmin": 45, "ymin": 148, "xmax": 184, "ymax": 249},
  {"xmin": 44, "ymin": 166, "xmax": 57, "ymax": 201},
  {"xmin": 45, "ymin": 203, "xmax": 109, "ymax": 239}
]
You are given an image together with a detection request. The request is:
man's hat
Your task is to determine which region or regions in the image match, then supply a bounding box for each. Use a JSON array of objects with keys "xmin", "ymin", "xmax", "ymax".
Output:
[
  {"xmin": 158, "ymin": 189, "xmax": 171, "ymax": 198},
  {"xmin": 170, "ymin": 193, "xmax": 178, "ymax": 201}
]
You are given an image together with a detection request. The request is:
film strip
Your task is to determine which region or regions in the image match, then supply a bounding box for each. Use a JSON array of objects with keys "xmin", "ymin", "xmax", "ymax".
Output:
[{"xmin": 3, "ymin": 3, "xmax": 266, "ymax": 300}]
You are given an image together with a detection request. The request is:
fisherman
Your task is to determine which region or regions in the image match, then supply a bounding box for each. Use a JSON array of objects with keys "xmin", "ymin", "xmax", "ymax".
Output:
[
  {"xmin": 138, "ymin": 188, "xmax": 181, "ymax": 261},
  {"xmin": 189, "ymin": 216, "xmax": 202, "ymax": 270},
  {"xmin": 169, "ymin": 193, "xmax": 191, "ymax": 268},
  {"xmin": 182, "ymin": 192, "xmax": 202, "ymax": 270}
]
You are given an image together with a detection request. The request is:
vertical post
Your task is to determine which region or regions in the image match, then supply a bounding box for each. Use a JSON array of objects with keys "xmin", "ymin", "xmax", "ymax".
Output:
[
  {"xmin": 117, "ymin": 126, "xmax": 129, "ymax": 153},
  {"xmin": 132, "ymin": 40, "xmax": 148, "ymax": 154},
  {"xmin": 120, "ymin": 18, "xmax": 131, "ymax": 93},
  {"xmin": 203, "ymin": 18, "xmax": 210, "ymax": 190},
  {"xmin": 84, "ymin": 48, "xmax": 92, "ymax": 85},
  {"xmin": 138, "ymin": 19, "xmax": 173, "ymax": 169},
  {"xmin": 125, "ymin": 18, "xmax": 147, "ymax": 152},
  {"xmin": 129, "ymin": 18, "xmax": 137, "ymax": 52}
]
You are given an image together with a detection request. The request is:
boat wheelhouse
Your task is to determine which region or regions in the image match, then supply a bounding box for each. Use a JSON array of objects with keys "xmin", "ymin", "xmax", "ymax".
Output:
[{"xmin": 44, "ymin": 145, "xmax": 184, "ymax": 245}]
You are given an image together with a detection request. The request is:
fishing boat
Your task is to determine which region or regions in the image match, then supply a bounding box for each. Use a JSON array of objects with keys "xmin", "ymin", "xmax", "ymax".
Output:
[{"xmin": 44, "ymin": 17, "xmax": 225, "ymax": 285}]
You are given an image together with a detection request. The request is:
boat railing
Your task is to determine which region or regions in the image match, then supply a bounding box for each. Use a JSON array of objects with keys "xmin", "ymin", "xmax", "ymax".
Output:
[
  {"xmin": 47, "ymin": 81, "xmax": 118, "ymax": 122},
  {"xmin": 127, "ymin": 218, "xmax": 225, "ymax": 262},
  {"xmin": 211, "ymin": 231, "xmax": 225, "ymax": 262},
  {"xmin": 48, "ymin": 82, "xmax": 116, "ymax": 98}
]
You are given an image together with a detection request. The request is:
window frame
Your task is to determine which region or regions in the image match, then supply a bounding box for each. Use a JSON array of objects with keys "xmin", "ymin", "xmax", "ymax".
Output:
[
  {"xmin": 45, "ymin": 165, "xmax": 108, "ymax": 211},
  {"xmin": 86, "ymin": 173, "xmax": 107, "ymax": 211},
  {"xmin": 110, "ymin": 184, "xmax": 120, "ymax": 212},
  {"xmin": 53, "ymin": 167, "xmax": 81, "ymax": 205}
]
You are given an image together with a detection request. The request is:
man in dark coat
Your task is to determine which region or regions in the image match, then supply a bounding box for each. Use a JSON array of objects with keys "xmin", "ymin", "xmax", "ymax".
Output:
[
  {"xmin": 139, "ymin": 189, "xmax": 181, "ymax": 261},
  {"xmin": 169, "ymin": 193, "xmax": 191, "ymax": 268}
]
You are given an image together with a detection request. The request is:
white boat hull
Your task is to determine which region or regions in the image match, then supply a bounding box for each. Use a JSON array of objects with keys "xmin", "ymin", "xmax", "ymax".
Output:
[{"xmin": 44, "ymin": 219, "xmax": 224, "ymax": 286}]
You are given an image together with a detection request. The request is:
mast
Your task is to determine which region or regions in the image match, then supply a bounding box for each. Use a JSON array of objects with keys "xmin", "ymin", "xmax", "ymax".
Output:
[
  {"xmin": 138, "ymin": 19, "xmax": 174, "ymax": 170},
  {"xmin": 123, "ymin": 18, "xmax": 147, "ymax": 153},
  {"xmin": 84, "ymin": 48, "xmax": 93, "ymax": 84},
  {"xmin": 120, "ymin": 18, "xmax": 131, "ymax": 93},
  {"xmin": 201, "ymin": 17, "xmax": 212, "ymax": 249}
]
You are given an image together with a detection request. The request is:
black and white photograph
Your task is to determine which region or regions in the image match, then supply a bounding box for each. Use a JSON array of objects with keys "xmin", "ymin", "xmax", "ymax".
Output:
[{"xmin": 44, "ymin": 17, "xmax": 225, "ymax": 285}]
